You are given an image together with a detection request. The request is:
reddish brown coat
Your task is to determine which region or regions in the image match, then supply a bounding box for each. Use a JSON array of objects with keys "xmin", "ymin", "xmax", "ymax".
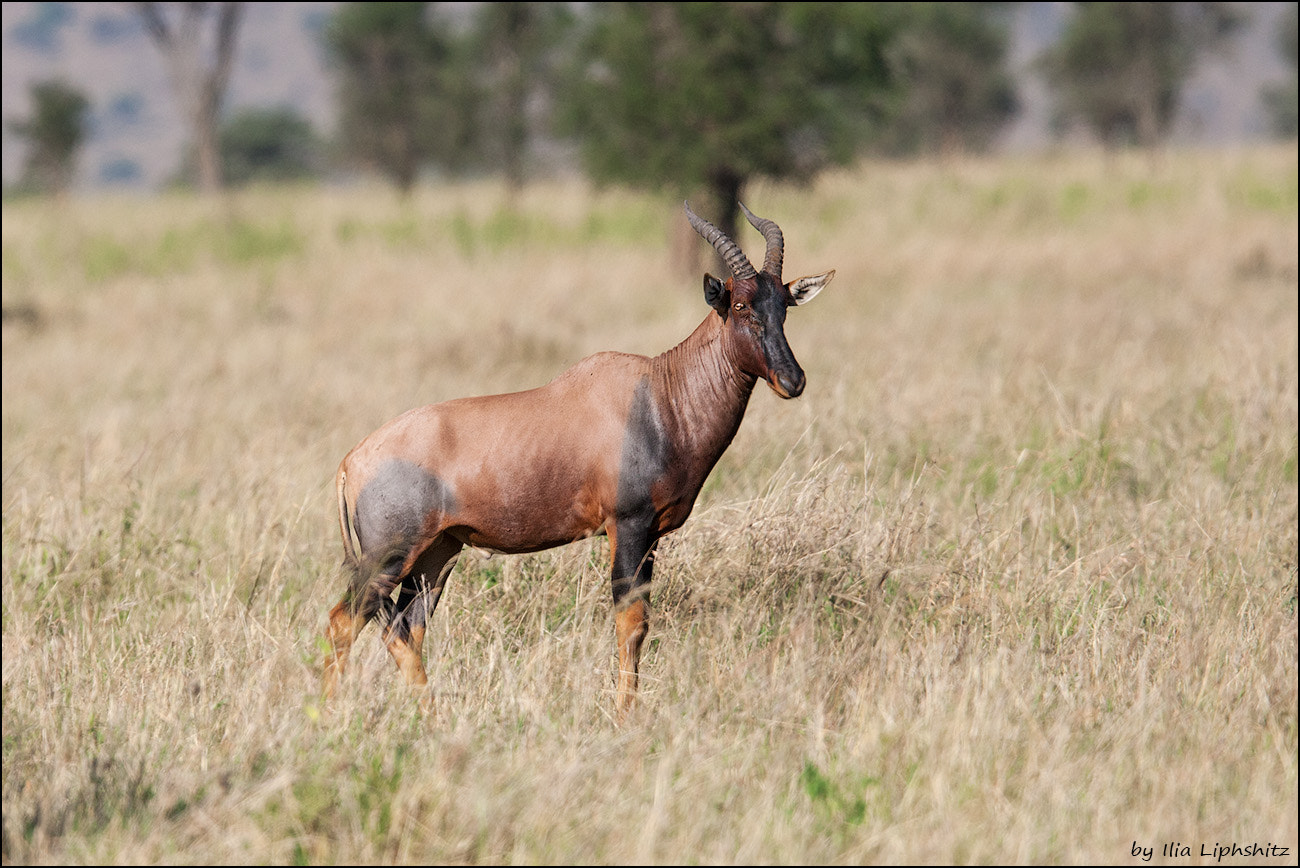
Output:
[{"xmin": 321, "ymin": 203, "xmax": 834, "ymax": 720}]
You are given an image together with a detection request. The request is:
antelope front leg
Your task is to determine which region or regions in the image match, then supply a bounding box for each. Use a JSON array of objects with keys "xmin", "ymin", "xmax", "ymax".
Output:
[
  {"xmin": 610, "ymin": 523, "xmax": 657, "ymax": 722},
  {"xmin": 614, "ymin": 593, "xmax": 649, "ymax": 719}
]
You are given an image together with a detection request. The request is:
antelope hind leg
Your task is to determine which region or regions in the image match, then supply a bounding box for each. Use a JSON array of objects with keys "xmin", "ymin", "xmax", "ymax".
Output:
[{"xmin": 381, "ymin": 536, "xmax": 462, "ymax": 709}]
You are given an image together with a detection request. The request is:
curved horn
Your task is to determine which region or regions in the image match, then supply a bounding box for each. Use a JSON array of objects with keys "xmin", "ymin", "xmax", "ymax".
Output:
[
  {"xmin": 739, "ymin": 202, "xmax": 784, "ymax": 278},
  {"xmin": 684, "ymin": 201, "xmax": 757, "ymax": 280}
]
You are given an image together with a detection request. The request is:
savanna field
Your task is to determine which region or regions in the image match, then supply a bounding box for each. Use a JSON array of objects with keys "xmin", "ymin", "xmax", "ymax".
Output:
[{"xmin": 2, "ymin": 146, "xmax": 1297, "ymax": 864}]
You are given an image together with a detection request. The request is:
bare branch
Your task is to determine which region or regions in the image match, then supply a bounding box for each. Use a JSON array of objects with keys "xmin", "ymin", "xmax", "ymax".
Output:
[
  {"xmin": 136, "ymin": 2, "xmax": 245, "ymax": 192},
  {"xmin": 209, "ymin": 3, "xmax": 244, "ymax": 110},
  {"xmin": 138, "ymin": 2, "xmax": 171, "ymax": 45}
]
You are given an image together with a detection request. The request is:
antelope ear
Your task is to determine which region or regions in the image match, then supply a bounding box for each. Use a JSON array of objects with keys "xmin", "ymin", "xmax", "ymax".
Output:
[
  {"xmin": 703, "ymin": 273, "xmax": 729, "ymax": 315},
  {"xmin": 788, "ymin": 270, "xmax": 835, "ymax": 306}
]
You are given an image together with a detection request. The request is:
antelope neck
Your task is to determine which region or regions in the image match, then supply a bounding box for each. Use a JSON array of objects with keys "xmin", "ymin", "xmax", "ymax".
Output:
[{"xmin": 650, "ymin": 312, "xmax": 756, "ymax": 460}]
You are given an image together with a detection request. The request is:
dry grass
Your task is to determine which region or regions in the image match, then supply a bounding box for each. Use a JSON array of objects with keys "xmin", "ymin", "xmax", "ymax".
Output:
[{"xmin": 2, "ymin": 145, "xmax": 1297, "ymax": 864}]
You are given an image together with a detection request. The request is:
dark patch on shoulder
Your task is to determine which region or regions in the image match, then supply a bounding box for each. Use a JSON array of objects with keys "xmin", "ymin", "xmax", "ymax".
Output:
[
  {"xmin": 354, "ymin": 459, "xmax": 457, "ymax": 556},
  {"xmin": 616, "ymin": 376, "xmax": 668, "ymax": 522}
]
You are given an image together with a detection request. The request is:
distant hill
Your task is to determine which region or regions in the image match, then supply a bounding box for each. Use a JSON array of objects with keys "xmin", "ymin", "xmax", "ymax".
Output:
[
  {"xmin": 1, "ymin": 2, "xmax": 338, "ymax": 190},
  {"xmin": 1, "ymin": 1, "xmax": 1293, "ymax": 191}
]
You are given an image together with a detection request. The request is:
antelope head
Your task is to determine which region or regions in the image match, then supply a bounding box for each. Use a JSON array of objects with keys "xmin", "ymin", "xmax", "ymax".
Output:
[{"xmin": 685, "ymin": 202, "xmax": 835, "ymax": 398}]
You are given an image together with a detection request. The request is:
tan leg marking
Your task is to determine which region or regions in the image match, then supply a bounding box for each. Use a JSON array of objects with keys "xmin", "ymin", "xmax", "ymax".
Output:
[
  {"xmin": 384, "ymin": 621, "xmax": 430, "ymax": 690},
  {"xmin": 322, "ymin": 598, "xmax": 359, "ymax": 699},
  {"xmin": 614, "ymin": 597, "xmax": 649, "ymax": 722}
]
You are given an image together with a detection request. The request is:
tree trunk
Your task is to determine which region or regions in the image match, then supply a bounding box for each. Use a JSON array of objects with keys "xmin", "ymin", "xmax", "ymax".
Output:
[
  {"xmin": 194, "ymin": 86, "xmax": 222, "ymax": 193},
  {"xmin": 139, "ymin": 2, "xmax": 243, "ymax": 194},
  {"xmin": 669, "ymin": 204, "xmax": 701, "ymax": 278},
  {"xmin": 705, "ymin": 168, "xmax": 746, "ymax": 274}
]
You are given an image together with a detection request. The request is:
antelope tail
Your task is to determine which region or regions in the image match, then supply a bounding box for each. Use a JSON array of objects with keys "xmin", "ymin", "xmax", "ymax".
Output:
[
  {"xmin": 336, "ymin": 467, "xmax": 359, "ymax": 567},
  {"xmin": 336, "ymin": 467, "xmax": 380, "ymax": 622}
]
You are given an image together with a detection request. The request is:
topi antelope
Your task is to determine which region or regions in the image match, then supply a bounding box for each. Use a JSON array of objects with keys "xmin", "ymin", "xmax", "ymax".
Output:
[{"xmin": 322, "ymin": 202, "xmax": 834, "ymax": 719}]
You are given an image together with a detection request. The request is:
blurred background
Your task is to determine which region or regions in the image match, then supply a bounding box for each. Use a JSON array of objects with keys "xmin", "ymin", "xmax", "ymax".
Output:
[
  {"xmin": 2, "ymin": 2, "xmax": 1295, "ymax": 223},
  {"xmin": 2, "ymin": 9, "xmax": 1296, "ymax": 862}
]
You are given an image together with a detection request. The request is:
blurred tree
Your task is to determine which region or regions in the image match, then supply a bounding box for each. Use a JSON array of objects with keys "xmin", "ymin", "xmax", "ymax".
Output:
[
  {"xmin": 558, "ymin": 3, "xmax": 896, "ymax": 247},
  {"xmin": 139, "ymin": 2, "xmax": 244, "ymax": 193},
  {"xmin": 883, "ymin": 3, "xmax": 1018, "ymax": 155},
  {"xmin": 325, "ymin": 2, "xmax": 473, "ymax": 194},
  {"xmin": 1039, "ymin": 2, "xmax": 1240, "ymax": 148},
  {"xmin": 7, "ymin": 79, "xmax": 90, "ymax": 193},
  {"xmin": 466, "ymin": 2, "xmax": 574, "ymax": 195},
  {"xmin": 1261, "ymin": 3, "xmax": 1297, "ymax": 137},
  {"xmin": 220, "ymin": 107, "xmax": 320, "ymax": 186}
]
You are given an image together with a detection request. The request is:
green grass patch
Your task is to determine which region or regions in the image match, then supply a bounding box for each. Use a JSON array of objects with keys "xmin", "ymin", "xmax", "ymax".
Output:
[
  {"xmin": 76, "ymin": 217, "xmax": 304, "ymax": 282},
  {"xmin": 443, "ymin": 201, "xmax": 660, "ymax": 257},
  {"xmin": 1227, "ymin": 163, "xmax": 1300, "ymax": 212}
]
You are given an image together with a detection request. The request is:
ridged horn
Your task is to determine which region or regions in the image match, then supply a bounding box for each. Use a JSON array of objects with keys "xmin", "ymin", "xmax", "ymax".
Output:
[
  {"xmin": 684, "ymin": 201, "xmax": 757, "ymax": 280},
  {"xmin": 739, "ymin": 201, "xmax": 784, "ymax": 278}
]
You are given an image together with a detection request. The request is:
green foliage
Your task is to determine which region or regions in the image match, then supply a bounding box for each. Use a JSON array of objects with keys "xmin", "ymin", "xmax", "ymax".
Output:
[
  {"xmin": 324, "ymin": 2, "xmax": 576, "ymax": 192},
  {"xmin": 325, "ymin": 2, "xmax": 475, "ymax": 193},
  {"xmin": 7, "ymin": 79, "xmax": 90, "ymax": 194},
  {"xmin": 1262, "ymin": 4, "xmax": 1298, "ymax": 137},
  {"xmin": 558, "ymin": 2, "xmax": 896, "ymax": 236},
  {"xmin": 220, "ymin": 106, "xmax": 321, "ymax": 186},
  {"xmin": 1039, "ymin": 2, "xmax": 1241, "ymax": 147},
  {"xmin": 881, "ymin": 3, "xmax": 1018, "ymax": 155},
  {"xmin": 463, "ymin": 3, "xmax": 575, "ymax": 190}
]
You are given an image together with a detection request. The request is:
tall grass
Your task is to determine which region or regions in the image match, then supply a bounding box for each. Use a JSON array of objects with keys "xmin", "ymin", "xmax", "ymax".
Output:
[{"xmin": 3, "ymin": 145, "xmax": 1297, "ymax": 864}]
